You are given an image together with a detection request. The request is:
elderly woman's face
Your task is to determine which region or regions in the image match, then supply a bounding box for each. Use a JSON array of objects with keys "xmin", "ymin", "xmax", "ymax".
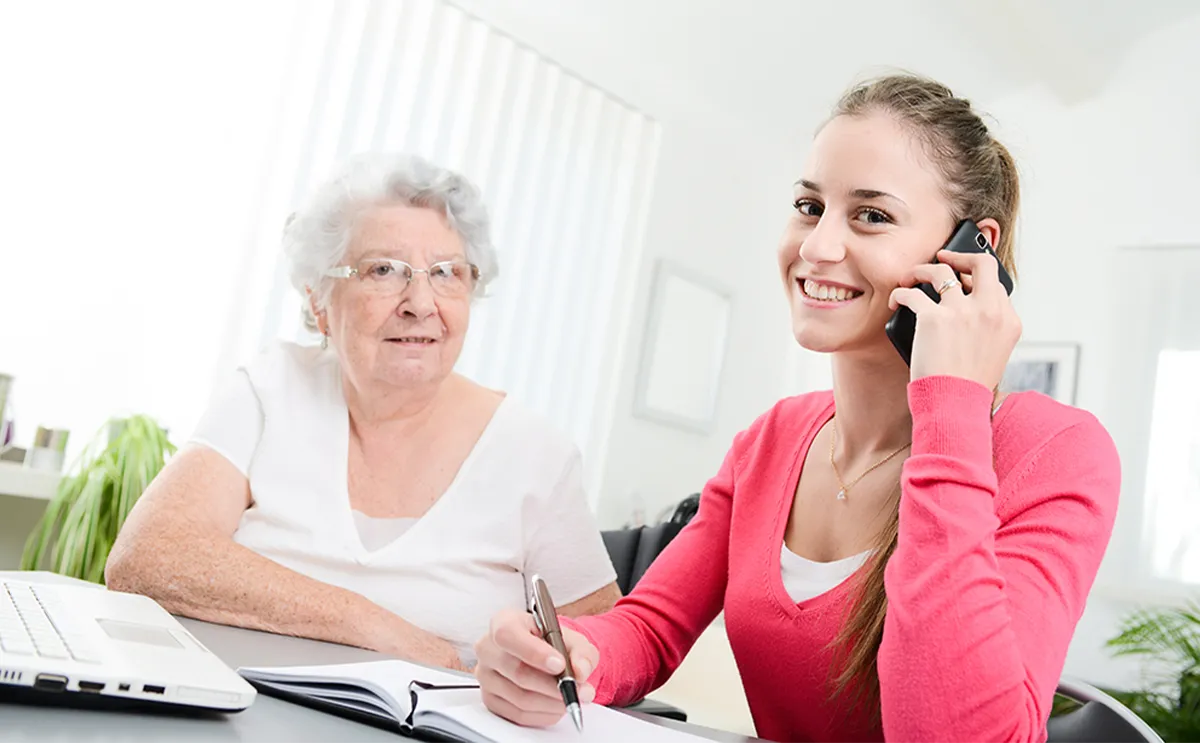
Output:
[{"xmin": 323, "ymin": 203, "xmax": 471, "ymax": 391}]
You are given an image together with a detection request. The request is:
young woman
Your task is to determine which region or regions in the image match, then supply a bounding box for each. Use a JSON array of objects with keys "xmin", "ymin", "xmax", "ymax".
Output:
[{"xmin": 470, "ymin": 74, "xmax": 1120, "ymax": 742}]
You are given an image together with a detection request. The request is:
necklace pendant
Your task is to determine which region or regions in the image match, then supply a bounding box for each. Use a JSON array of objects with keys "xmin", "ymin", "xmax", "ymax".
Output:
[{"xmin": 836, "ymin": 489, "xmax": 846, "ymax": 501}]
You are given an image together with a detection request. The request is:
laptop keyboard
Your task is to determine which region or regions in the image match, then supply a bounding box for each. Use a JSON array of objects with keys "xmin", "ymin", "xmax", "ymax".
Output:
[{"xmin": 0, "ymin": 581, "xmax": 102, "ymax": 664}]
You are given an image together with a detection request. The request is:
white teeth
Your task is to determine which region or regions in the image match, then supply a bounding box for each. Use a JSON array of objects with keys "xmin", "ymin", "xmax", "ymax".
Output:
[{"xmin": 803, "ymin": 279, "xmax": 860, "ymax": 302}]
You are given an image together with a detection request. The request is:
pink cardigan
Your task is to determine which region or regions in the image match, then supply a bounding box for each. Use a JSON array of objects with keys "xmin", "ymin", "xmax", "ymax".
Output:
[{"xmin": 566, "ymin": 376, "xmax": 1120, "ymax": 742}]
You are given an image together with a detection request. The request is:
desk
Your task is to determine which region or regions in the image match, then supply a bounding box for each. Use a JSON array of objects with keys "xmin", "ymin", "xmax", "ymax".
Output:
[{"xmin": 0, "ymin": 572, "xmax": 763, "ymax": 742}]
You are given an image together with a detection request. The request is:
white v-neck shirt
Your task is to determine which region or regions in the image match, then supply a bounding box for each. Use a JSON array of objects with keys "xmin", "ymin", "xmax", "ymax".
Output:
[
  {"xmin": 779, "ymin": 544, "xmax": 870, "ymax": 603},
  {"xmin": 189, "ymin": 342, "xmax": 617, "ymax": 663}
]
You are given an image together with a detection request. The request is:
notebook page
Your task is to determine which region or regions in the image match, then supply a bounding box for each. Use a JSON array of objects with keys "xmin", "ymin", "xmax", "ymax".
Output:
[{"xmin": 419, "ymin": 697, "xmax": 711, "ymax": 743}]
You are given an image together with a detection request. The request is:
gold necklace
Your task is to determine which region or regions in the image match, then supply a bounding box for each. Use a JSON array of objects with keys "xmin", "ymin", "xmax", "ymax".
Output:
[{"xmin": 828, "ymin": 417, "xmax": 912, "ymax": 501}]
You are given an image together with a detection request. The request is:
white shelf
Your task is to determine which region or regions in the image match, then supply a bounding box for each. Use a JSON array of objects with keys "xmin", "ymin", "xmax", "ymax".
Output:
[{"xmin": 0, "ymin": 461, "xmax": 61, "ymax": 501}]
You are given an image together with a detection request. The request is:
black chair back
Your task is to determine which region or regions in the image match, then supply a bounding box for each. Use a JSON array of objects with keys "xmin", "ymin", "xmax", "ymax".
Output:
[
  {"xmin": 597, "ymin": 495, "xmax": 700, "ymax": 723},
  {"xmin": 1047, "ymin": 678, "xmax": 1164, "ymax": 743},
  {"xmin": 602, "ymin": 521, "xmax": 685, "ymax": 595},
  {"xmin": 602, "ymin": 494, "xmax": 699, "ymax": 595}
]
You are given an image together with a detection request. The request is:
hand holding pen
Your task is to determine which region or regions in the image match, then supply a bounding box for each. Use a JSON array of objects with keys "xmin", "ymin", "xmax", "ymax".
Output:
[
  {"xmin": 529, "ymin": 575, "xmax": 585, "ymax": 731},
  {"xmin": 473, "ymin": 577, "xmax": 600, "ymax": 730}
]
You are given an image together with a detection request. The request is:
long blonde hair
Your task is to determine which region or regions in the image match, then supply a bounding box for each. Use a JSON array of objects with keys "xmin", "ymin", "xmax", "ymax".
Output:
[{"xmin": 823, "ymin": 73, "xmax": 1021, "ymax": 718}]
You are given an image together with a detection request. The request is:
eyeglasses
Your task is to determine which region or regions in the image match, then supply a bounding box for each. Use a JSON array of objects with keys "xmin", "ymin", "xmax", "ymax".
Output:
[{"xmin": 324, "ymin": 258, "xmax": 480, "ymax": 298}]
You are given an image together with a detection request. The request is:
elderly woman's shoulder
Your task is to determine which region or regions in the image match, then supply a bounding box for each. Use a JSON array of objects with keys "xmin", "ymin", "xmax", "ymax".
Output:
[
  {"xmin": 238, "ymin": 340, "xmax": 339, "ymax": 396},
  {"xmin": 455, "ymin": 379, "xmax": 581, "ymax": 466}
]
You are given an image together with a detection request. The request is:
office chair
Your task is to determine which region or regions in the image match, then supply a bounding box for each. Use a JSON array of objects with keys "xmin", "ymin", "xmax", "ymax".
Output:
[
  {"xmin": 601, "ymin": 494, "xmax": 700, "ymax": 722},
  {"xmin": 603, "ymin": 494, "xmax": 699, "ymax": 595},
  {"xmin": 1047, "ymin": 676, "xmax": 1164, "ymax": 743},
  {"xmin": 601, "ymin": 521, "xmax": 685, "ymax": 596}
]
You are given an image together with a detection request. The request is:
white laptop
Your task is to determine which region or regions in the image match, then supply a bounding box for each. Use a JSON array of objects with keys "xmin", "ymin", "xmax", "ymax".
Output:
[{"xmin": 0, "ymin": 577, "xmax": 256, "ymax": 712}]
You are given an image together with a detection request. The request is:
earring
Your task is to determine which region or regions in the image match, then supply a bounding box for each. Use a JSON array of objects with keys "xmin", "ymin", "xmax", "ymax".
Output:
[{"xmin": 320, "ymin": 331, "xmax": 329, "ymax": 350}]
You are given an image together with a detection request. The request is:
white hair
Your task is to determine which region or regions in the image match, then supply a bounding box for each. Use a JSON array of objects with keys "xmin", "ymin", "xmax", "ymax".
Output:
[{"xmin": 283, "ymin": 153, "xmax": 499, "ymax": 331}]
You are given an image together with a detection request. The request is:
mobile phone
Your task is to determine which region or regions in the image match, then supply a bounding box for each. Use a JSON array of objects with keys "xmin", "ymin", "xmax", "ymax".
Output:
[{"xmin": 884, "ymin": 219, "xmax": 1014, "ymax": 366}]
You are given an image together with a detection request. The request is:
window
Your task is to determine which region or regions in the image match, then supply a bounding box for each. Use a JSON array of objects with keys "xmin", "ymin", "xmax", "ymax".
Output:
[
  {"xmin": 1102, "ymin": 246, "xmax": 1200, "ymax": 593},
  {"xmin": 1143, "ymin": 350, "xmax": 1200, "ymax": 583}
]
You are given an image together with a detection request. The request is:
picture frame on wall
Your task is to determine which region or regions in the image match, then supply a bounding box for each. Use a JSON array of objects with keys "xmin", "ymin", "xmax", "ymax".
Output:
[
  {"xmin": 1000, "ymin": 342, "xmax": 1081, "ymax": 405},
  {"xmin": 632, "ymin": 259, "xmax": 733, "ymax": 435}
]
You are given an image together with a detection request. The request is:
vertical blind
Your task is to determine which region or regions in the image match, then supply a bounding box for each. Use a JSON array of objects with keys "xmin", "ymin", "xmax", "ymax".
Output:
[{"xmin": 219, "ymin": 0, "xmax": 662, "ymax": 497}]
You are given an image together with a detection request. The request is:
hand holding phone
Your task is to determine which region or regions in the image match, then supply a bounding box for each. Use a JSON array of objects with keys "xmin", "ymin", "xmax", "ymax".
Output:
[{"xmin": 885, "ymin": 219, "xmax": 1020, "ymax": 387}]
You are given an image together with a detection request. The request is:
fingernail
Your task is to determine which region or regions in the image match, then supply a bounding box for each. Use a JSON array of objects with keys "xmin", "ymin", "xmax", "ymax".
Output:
[
  {"xmin": 545, "ymin": 655, "xmax": 565, "ymax": 674},
  {"xmin": 581, "ymin": 684, "xmax": 596, "ymax": 704}
]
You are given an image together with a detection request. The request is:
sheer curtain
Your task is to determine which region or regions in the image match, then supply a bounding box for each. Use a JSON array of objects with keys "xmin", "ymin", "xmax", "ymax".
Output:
[
  {"xmin": 1136, "ymin": 250, "xmax": 1200, "ymax": 584},
  {"xmin": 1104, "ymin": 247, "xmax": 1200, "ymax": 588},
  {"xmin": 216, "ymin": 0, "xmax": 662, "ymax": 496}
]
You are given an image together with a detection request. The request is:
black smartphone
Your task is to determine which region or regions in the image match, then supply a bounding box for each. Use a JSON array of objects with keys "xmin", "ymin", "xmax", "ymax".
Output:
[{"xmin": 884, "ymin": 219, "xmax": 1014, "ymax": 366}]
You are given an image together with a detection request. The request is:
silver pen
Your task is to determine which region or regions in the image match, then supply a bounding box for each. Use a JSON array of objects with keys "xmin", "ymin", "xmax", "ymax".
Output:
[{"xmin": 529, "ymin": 574, "xmax": 584, "ymax": 733}]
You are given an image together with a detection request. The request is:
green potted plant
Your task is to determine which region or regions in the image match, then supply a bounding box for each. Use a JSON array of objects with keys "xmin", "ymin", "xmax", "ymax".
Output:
[
  {"xmin": 21, "ymin": 414, "xmax": 175, "ymax": 584},
  {"xmin": 1099, "ymin": 601, "xmax": 1200, "ymax": 741}
]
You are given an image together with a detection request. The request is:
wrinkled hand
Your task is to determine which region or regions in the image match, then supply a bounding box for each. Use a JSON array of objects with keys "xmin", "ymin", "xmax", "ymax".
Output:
[
  {"xmin": 889, "ymin": 249, "xmax": 1022, "ymax": 389},
  {"xmin": 473, "ymin": 609, "xmax": 599, "ymax": 728},
  {"xmin": 441, "ymin": 645, "xmax": 471, "ymax": 673},
  {"xmin": 372, "ymin": 619, "xmax": 470, "ymax": 673}
]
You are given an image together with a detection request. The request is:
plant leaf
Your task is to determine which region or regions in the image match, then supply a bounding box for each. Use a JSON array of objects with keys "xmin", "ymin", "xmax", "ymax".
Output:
[
  {"xmin": 1107, "ymin": 602, "xmax": 1200, "ymax": 741},
  {"xmin": 21, "ymin": 414, "xmax": 175, "ymax": 582}
]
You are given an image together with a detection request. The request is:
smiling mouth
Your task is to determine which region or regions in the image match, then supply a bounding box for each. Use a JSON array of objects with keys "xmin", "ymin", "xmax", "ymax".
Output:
[
  {"xmin": 799, "ymin": 279, "xmax": 863, "ymax": 302},
  {"xmin": 386, "ymin": 336, "xmax": 438, "ymax": 344}
]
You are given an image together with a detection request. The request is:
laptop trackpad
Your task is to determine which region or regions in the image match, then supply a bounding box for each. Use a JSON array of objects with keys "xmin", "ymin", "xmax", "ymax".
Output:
[{"xmin": 97, "ymin": 618, "xmax": 184, "ymax": 649}]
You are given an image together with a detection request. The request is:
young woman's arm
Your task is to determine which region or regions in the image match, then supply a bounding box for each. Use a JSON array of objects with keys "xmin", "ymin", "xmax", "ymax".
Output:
[
  {"xmin": 473, "ymin": 414, "xmax": 763, "ymax": 728},
  {"xmin": 878, "ymin": 376, "xmax": 1119, "ymax": 742},
  {"xmin": 560, "ymin": 429, "xmax": 750, "ymax": 707}
]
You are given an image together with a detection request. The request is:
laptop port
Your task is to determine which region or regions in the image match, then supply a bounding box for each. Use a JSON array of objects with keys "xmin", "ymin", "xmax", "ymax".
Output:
[
  {"xmin": 34, "ymin": 674, "xmax": 68, "ymax": 692},
  {"xmin": 142, "ymin": 684, "xmax": 166, "ymax": 695},
  {"xmin": 118, "ymin": 683, "xmax": 131, "ymax": 692},
  {"xmin": 78, "ymin": 680, "xmax": 105, "ymax": 693}
]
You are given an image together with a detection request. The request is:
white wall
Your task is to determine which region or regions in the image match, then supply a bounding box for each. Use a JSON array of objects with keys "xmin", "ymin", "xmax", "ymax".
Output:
[
  {"xmin": 594, "ymin": 120, "xmax": 797, "ymax": 527},
  {"xmin": 973, "ymin": 11, "xmax": 1200, "ymax": 691}
]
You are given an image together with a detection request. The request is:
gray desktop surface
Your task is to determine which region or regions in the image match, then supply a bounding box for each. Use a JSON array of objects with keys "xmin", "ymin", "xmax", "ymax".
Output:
[{"xmin": 0, "ymin": 571, "xmax": 761, "ymax": 742}]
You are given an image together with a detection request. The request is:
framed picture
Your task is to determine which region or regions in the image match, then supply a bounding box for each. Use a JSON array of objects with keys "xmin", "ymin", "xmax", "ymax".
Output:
[
  {"xmin": 632, "ymin": 259, "xmax": 733, "ymax": 434},
  {"xmin": 1001, "ymin": 342, "xmax": 1081, "ymax": 405}
]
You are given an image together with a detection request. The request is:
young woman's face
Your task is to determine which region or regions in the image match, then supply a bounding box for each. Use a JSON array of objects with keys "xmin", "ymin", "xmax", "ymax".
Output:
[{"xmin": 777, "ymin": 112, "xmax": 962, "ymax": 358}]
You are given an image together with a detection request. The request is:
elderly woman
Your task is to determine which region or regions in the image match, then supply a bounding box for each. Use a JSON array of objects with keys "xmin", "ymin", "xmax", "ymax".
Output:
[{"xmin": 105, "ymin": 154, "xmax": 620, "ymax": 671}]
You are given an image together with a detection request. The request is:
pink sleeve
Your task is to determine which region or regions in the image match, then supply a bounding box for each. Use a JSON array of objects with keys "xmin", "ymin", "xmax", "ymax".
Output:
[
  {"xmin": 879, "ymin": 376, "xmax": 1120, "ymax": 743},
  {"xmin": 560, "ymin": 426, "xmax": 748, "ymax": 707}
]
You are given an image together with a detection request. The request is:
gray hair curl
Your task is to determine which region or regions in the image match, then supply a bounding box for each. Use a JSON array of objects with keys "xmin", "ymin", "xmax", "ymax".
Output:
[{"xmin": 283, "ymin": 153, "xmax": 499, "ymax": 332}]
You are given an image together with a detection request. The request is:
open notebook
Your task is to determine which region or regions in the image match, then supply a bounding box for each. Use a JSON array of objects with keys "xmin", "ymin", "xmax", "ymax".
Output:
[{"xmin": 237, "ymin": 658, "xmax": 707, "ymax": 743}]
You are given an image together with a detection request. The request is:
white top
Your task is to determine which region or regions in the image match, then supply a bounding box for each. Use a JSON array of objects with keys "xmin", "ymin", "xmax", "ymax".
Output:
[
  {"xmin": 780, "ymin": 543, "xmax": 870, "ymax": 603},
  {"xmin": 189, "ymin": 341, "xmax": 617, "ymax": 664},
  {"xmin": 351, "ymin": 511, "xmax": 419, "ymax": 553}
]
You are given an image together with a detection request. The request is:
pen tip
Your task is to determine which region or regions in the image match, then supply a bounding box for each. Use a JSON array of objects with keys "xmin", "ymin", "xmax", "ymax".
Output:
[{"xmin": 569, "ymin": 704, "xmax": 584, "ymax": 733}]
